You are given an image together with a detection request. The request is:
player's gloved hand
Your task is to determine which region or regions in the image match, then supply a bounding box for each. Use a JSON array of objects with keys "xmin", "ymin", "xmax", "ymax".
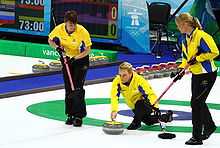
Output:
[
  {"xmin": 188, "ymin": 56, "xmax": 197, "ymax": 65},
  {"xmin": 170, "ymin": 68, "xmax": 185, "ymax": 82},
  {"xmin": 52, "ymin": 37, "xmax": 60, "ymax": 46},
  {"xmin": 170, "ymin": 71, "xmax": 177, "ymax": 79},
  {"xmin": 170, "ymin": 68, "xmax": 185, "ymax": 78},
  {"xmin": 70, "ymin": 57, "xmax": 75, "ymax": 62},
  {"xmin": 52, "ymin": 37, "xmax": 64, "ymax": 53}
]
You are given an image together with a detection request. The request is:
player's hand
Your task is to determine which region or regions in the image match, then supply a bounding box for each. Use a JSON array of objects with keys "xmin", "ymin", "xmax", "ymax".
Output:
[
  {"xmin": 171, "ymin": 68, "xmax": 185, "ymax": 82},
  {"xmin": 70, "ymin": 57, "xmax": 76, "ymax": 62},
  {"xmin": 170, "ymin": 68, "xmax": 185, "ymax": 79},
  {"xmin": 188, "ymin": 56, "xmax": 197, "ymax": 65},
  {"xmin": 52, "ymin": 37, "xmax": 60, "ymax": 46},
  {"xmin": 111, "ymin": 111, "xmax": 117, "ymax": 121}
]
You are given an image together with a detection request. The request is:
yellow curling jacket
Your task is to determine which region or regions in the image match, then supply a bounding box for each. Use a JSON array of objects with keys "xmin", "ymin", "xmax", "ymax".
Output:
[
  {"xmin": 178, "ymin": 28, "xmax": 219, "ymax": 74},
  {"xmin": 48, "ymin": 23, "xmax": 92, "ymax": 58},
  {"xmin": 110, "ymin": 72, "xmax": 158, "ymax": 112}
]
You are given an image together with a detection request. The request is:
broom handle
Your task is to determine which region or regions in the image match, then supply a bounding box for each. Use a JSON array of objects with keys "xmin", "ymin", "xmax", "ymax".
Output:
[
  {"xmin": 62, "ymin": 53, "xmax": 75, "ymax": 91},
  {"xmin": 152, "ymin": 63, "xmax": 190, "ymax": 106}
]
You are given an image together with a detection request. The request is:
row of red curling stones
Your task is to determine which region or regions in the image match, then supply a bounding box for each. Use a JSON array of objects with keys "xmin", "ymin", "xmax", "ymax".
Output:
[{"xmin": 135, "ymin": 62, "xmax": 190, "ymax": 79}]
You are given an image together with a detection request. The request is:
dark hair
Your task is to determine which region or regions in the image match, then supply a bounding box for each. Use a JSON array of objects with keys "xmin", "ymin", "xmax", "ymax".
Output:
[{"xmin": 64, "ymin": 10, "xmax": 78, "ymax": 24}]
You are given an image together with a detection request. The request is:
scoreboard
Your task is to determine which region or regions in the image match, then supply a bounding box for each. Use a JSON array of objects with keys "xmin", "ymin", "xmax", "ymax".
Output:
[
  {"xmin": 53, "ymin": 0, "xmax": 118, "ymax": 39},
  {"xmin": 0, "ymin": 0, "xmax": 150, "ymax": 53},
  {"xmin": 0, "ymin": 0, "xmax": 198, "ymax": 54},
  {"xmin": 0, "ymin": 0, "xmax": 51, "ymax": 36}
]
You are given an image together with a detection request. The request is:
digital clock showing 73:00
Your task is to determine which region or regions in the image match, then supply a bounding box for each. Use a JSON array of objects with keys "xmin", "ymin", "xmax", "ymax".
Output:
[
  {"xmin": 19, "ymin": 0, "xmax": 44, "ymax": 6},
  {"xmin": 0, "ymin": 0, "xmax": 50, "ymax": 36},
  {"xmin": 17, "ymin": 0, "xmax": 44, "ymax": 32},
  {"xmin": 19, "ymin": 20, "xmax": 44, "ymax": 31}
]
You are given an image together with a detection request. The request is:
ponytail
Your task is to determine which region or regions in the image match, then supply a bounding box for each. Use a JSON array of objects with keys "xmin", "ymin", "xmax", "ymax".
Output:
[
  {"xmin": 192, "ymin": 16, "xmax": 202, "ymax": 30},
  {"xmin": 176, "ymin": 13, "xmax": 203, "ymax": 30}
]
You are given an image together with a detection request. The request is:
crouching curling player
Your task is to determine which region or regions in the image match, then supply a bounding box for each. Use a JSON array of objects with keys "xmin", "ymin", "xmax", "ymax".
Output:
[{"xmin": 110, "ymin": 62, "xmax": 173, "ymax": 130}]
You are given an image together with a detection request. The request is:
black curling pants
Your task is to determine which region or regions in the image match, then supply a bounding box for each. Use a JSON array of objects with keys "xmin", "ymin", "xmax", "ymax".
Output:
[
  {"xmin": 61, "ymin": 55, "xmax": 89, "ymax": 118},
  {"xmin": 191, "ymin": 71, "xmax": 217, "ymax": 139},
  {"xmin": 132, "ymin": 99, "xmax": 159, "ymax": 125}
]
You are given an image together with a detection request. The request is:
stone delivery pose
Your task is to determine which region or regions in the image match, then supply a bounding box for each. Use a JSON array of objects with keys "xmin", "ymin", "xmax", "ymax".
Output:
[{"xmin": 110, "ymin": 62, "xmax": 173, "ymax": 130}]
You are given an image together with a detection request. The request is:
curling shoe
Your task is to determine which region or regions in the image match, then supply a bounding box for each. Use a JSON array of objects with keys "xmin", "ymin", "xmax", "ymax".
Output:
[
  {"xmin": 65, "ymin": 116, "xmax": 73, "ymax": 125},
  {"xmin": 185, "ymin": 137, "xmax": 203, "ymax": 145},
  {"xmin": 127, "ymin": 120, "xmax": 141, "ymax": 130}
]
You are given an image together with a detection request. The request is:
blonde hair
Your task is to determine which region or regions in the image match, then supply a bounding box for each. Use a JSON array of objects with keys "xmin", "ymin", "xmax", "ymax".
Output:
[
  {"xmin": 175, "ymin": 13, "xmax": 202, "ymax": 30},
  {"xmin": 119, "ymin": 62, "xmax": 133, "ymax": 73}
]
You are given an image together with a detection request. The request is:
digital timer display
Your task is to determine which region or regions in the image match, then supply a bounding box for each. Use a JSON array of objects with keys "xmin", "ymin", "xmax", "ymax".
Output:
[
  {"xmin": 53, "ymin": 0, "xmax": 118, "ymax": 39},
  {"xmin": 0, "ymin": 0, "xmax": 51, "ymax": 36}
]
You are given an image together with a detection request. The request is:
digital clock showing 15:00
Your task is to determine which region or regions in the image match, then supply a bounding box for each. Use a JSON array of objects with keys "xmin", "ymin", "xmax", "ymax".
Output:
[{"xmin": 0, "ymin": 0, "xmax": 51, "ymax": 36}]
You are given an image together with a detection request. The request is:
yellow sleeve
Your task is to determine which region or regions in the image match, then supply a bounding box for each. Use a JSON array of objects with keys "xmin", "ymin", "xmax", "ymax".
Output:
[
  {"xmin": 48, "ymin": 26, "xmax": 60, "ymax": 40},
  {"xmin": 138, "ymin": 76, "xmax": 158, "ymax": 108},
  {"xmin": 178, "ymin": 58, "xmax": 188, "ymax": 68},
  {"xmin": 82, "ymin": 29, "xmax": 92, "ymax": 47},
  {"xmin": 110, "ymin": 76, "xmax": 120, "ymax": 112},
  {"xmin": 196, "ymin": 35, "xmax": 219, "ymax": 62}
]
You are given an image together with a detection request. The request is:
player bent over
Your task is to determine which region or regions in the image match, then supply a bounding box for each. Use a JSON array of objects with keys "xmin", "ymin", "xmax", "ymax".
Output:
[{"xmin": 110, "ymin": 62, "xmax": 173, "ymax": 130}]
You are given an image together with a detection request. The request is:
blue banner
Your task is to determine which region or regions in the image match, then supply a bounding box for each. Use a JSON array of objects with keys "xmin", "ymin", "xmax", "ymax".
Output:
[{"xmin": 120, "ymin": 0, "xmax": 150, "ymax": 53}]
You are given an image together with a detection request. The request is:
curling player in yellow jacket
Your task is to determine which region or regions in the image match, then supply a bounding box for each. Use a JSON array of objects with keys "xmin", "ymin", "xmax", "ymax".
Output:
[
  {"xmin": 174, "ymin": 13, "xmax": 219, "ymax": 145},
  {"xmin": 110, "ymin": 62, "xmax": 173, "ymax": 130}
]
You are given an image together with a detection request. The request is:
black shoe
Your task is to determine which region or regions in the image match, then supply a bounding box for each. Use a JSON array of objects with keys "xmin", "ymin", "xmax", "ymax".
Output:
[
  {"xmin": 127, "ymin": 121, "xmax": 141, "ymax": 130},
  {"xmin": 73, "ymin": 117, "xmax": 83, "ymax": 127},
  {"xmin": 201, "ymin": 125, "xmax": 217, "ymax": 140},
  {"xmin": 160, "ymin": 110, "xmax": 173, "ymax": 123},
  {"xmin": 185, "ymin": 137, "xmax": 203, "ymax": 145},
  {"xmin": 65, "ymin": 116, "xmax": 73, "ymax": 125}
]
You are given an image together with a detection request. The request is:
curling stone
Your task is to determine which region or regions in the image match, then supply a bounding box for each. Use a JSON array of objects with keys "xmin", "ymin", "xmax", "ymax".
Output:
[
  {"xmin": 159, "ymin": 63, "xmax": 167, "ymax": 69},
  {"xmin": 89, "ymin": 56, "xmax": 96, "ymax": 66},
  {"xmin": 166, "ymin": 62, "xmax": 176, "ymax": 70},
  {"xmin": 161, "ymin": 70, "xmax": 170, "ymax": 77},
  {"xmin": 151, "ymin": 64, "xmax": 160, "ymax": 71},
  {"xmin": 135, "ymin": 67, "xmax": 145, "ymax": 75},
  {"xmin": 147, "ymin": 71, "xmax": 155, "ymax": 79},
  {"xmin": 143, "ymin": 65, "xmax": 150, "ymax": 71},
  {"xmin": 90, "ymin": 56, "xmax": 103, "ymax": 66},
  {"xmin": 157, "ymin": 70, "xmax": 165, "ymax": 78},
  {"xmin": 49, "ymin": 60, "xmax": 62, "ymax": 71},
  {"xmin": 32, "ymin": 63, "xmax": 50, "ymax": 73},
  {"xmin": 154, "ymin": 72, "xmax": 160, "ymax": 78},
  {"xmin": 102, "ymin": 121, "xmax": 124, "ymax": 135},
  {"xmin": 96, "ymin": 55, "xmax": 109, "ymax": 64}
]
